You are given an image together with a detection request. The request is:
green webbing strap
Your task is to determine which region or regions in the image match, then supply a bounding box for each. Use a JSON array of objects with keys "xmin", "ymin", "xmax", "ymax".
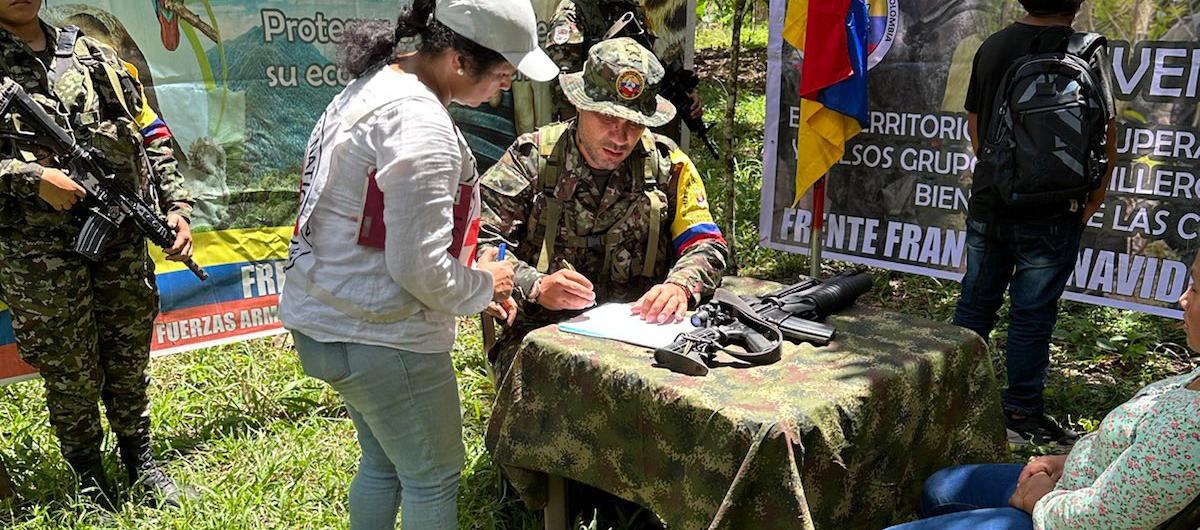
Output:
[
  {"xmin": 535, "ymin": 122, "xmax": 573, "ymax": 273},
  {"xmin": 537, "ymin": 200, "xmax": 563, "ymax": 273},
  {"xmin": 640, "ymin": 133, "xmax": 663, "ymax": 278},
  {"xmin": 643, "ymin": 190, "xmax": 664, "ymax": 278},
  {"xmin": 48, "ymin": 26, "xmax": 80, "ymax": 86},
  {"xmin": 560, "ymin": 232, "xmax": 621, "ymax": 248}
]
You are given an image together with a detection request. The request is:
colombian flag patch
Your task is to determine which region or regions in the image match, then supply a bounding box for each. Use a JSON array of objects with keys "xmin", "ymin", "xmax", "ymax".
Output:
[{"xmin": 668, "ymin": 149, "xmax": 725, "ymax": 255}]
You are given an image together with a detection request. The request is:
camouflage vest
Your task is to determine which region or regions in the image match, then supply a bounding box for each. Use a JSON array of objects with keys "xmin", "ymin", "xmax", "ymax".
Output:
[
  {"xmin": 1, "ymin": 25, "xmax": 151, "ymax": 229},
  {"xmin": 7, "ymin": 26, "xmax": 146, "ymax": 180},
  {"xmin": 532, "ymin": 121, "xmax": 673, "ymax": 299}
]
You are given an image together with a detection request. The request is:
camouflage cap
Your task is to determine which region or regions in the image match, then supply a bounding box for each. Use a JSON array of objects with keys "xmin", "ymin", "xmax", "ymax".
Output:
[{"xmin": 559, "ymin": 37, "xmax": 676, "ymax": 127}]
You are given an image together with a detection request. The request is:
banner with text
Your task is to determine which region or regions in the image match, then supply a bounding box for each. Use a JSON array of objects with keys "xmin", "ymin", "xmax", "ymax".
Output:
[
  {"xmin": 2, "ymin": 0, "xmax": 695, "ymax": 384},
  {"xmin": 762, "ymin": 0, "xmax": 1199, "ymax": 319},
  {"xmin": 1, "ymin": 0, "xmax": 401, "ymax": 384}
]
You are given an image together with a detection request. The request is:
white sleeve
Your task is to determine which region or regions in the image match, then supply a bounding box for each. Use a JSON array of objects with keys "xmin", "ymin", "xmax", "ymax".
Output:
[{"xmin": 370, "ymin": 99, "xmax": 494, "ymax": 316}]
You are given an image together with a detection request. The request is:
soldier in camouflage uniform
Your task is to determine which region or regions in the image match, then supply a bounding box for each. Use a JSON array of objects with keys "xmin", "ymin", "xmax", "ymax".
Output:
[
  {"xmin": 543, "ymin": 0, "xmax": 703, "ymax": 125},
  {"xmin": 0, "ymin": 0, "xmax": 194, "ymax": 507},
  {"xmin": 480, "ymin": 37, "xmax": 728, "ymax": 372}
]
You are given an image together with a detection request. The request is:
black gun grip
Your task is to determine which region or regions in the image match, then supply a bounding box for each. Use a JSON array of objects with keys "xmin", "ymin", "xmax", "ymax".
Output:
[
  {"xmin": 654, "ymin": 345, "xmax": 709, "ymax": 376},
  {"xmin": 742, "ymin": 327, "xmax": 776, "ymax": 355}
]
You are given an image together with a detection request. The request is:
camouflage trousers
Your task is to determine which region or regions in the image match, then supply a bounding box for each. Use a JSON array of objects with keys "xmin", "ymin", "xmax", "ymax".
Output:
[{"xmin": 0, "ymin": 232, "xmax": 158, "ymax": 461}]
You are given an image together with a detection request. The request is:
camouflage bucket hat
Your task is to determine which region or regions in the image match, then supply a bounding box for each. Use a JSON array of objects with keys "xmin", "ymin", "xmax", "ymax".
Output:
[{"xmin": 560, "ymin": 37, "xmax": 676, "ymax": 127}]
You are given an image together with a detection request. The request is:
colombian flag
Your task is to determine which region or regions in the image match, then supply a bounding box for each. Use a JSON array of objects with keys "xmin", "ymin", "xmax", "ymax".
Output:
[{"xmin": 783, "ymin": 0, "xmax": 869, "ymax": 205}]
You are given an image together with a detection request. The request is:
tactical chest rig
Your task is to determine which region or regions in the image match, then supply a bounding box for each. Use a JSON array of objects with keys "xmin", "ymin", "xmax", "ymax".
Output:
[
  {"xmin": 532, "ymin": 121, "xmax": 670, "ymax": 293},
  {"xmin": 12, "ymin": 26, "xmax": 150, "ymax": 189},
  {"xmin": 46, "ymin": 26, "xmax": 145, "ymax": 135}
]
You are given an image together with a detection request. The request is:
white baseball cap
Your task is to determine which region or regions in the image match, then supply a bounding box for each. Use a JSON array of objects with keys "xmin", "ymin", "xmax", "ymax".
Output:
[{"xmin": 435, "ymin": 0, "xmax": 559, "ymax": 82}]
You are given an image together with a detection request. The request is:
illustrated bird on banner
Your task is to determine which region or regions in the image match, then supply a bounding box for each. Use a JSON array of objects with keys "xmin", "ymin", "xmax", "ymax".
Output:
[{"xmin": 782, "ymin": 0, "xmax": 870, "ymax": 208}]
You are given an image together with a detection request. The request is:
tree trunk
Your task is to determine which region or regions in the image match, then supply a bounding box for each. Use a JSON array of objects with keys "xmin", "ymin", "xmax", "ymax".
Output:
[
  {"xmin": 0, "ymin": 459, "xmax": 13, "ymax": 500},
  {"xmin": 723, "ymin": 0, "xmax": 752, "ymax": 274},
  {"xmin": 1075, "ymin": 1, "xmax": 1094, "ymax": 32},
  {"xmin": 1132, "ymin": 0, "xmax": 1156, "ymax": 42}
]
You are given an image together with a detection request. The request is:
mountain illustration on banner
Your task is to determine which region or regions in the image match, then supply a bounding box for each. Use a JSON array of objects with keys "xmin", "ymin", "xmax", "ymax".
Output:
[{"xmin": 207, "ymin": 26, "xmax": 342, "ymax": 176}]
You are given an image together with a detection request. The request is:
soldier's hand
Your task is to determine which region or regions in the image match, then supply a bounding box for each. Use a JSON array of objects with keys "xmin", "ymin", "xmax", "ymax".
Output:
[
  {"xmin": 37, "ymin": 167, "xmax": 86, "ymax": 211},
  {"xmin": 477, "ymin": 247, "xmax": 515, "ymax": 302},
  {"xmin": 165, "ymin": 214, "xmax": 194, "ymax": 261},
  {"xmin": 633, "ymin": 282, "xmax": 689, "ymax": 323},
  {"xmin": 688, "ymin": 91, "xmax": 703, "ymax": 121},
  {"xmin": 536, "ymin": 269, "xmax": 595, "ymax": 311},
  {"xmin": 485, "ymin": 297, "xmax": 518, "ymax": 325}
]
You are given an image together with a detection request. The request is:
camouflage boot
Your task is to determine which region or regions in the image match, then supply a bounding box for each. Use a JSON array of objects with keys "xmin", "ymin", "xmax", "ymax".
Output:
[
  {"xmin": 65, "ymin": 452, "xmax": 117, "ymax": 510},
  {"xmin": 117, "ymin": 433, "xmax": 192, "ymax": 508}
]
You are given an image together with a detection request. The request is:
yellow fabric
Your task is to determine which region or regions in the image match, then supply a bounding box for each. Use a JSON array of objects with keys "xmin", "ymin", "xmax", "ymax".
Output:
[
  {"xmin": 793, "ymin": 98, "xmax": 862, "ymax": 206},
  {"xmin": 783, "ymin": 0, "xmax": 809, "ymax": 51},
  {"xmin": 122, "ymin": 61, "xmax": 161, "ymax": 130},
  {"xmin": 785, "ymin": 0, "xmax": 864, "ymax": 205},
  {"xmin": 668, "ymin": 149, "xmax": 717, "ymax": 239},
  {"xmin": 150, "ymin": 226, "xmax": 292, "ymax": 273}
]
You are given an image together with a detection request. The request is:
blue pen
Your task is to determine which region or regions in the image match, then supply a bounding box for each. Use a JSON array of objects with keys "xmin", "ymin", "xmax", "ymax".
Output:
[{"xmin": 497, "ymin": 242, "xmax": 507, "ymax": 260}]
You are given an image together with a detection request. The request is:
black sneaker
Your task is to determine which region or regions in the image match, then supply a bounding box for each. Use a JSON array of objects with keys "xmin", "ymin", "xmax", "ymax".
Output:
[{"xmin": 1005, "ymin": 413, "xmax": 1079, "ymax": 447}]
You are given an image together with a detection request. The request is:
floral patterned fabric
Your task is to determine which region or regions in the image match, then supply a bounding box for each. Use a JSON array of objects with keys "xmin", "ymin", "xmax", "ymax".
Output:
[{"xmin": 1033, "ymin": 368, "xmax": 1200, "ymax": 529}]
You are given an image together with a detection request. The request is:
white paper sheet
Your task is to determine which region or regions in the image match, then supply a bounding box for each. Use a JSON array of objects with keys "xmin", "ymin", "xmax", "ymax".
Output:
[{"xmin": 557, "ymin": 303, "xmax": 697, "ymax": 349}]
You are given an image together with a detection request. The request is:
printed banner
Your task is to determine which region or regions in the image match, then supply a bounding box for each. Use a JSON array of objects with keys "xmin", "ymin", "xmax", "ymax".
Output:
[
  {"xmin": 1, "ymin": 0, "xmax": 392, "ymax": 384},
  {"xmin": 762, "ymin": 0, "xmax": 1199, "ymax": 320},
  {"xmin": 1, "ymin": 0, "xmax": 694, "ymax": 384}
]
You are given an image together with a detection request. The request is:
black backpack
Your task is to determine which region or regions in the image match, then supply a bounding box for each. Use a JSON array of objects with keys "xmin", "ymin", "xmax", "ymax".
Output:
[{"xmin": 975, "ymin": 31, "xmax": 1111, "ymax": 210}]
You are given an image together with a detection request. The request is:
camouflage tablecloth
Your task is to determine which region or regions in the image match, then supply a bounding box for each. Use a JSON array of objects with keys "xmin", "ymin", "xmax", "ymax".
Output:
[{"xmin": 485, "ymin": 276, "xmax": 1008, "ymax": 529}]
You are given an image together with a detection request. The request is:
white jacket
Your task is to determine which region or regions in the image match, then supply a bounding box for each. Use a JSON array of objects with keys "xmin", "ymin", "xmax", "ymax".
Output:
[{"xmin": 280, "ymin": 66, "xmax": 493, "ymax": 353}]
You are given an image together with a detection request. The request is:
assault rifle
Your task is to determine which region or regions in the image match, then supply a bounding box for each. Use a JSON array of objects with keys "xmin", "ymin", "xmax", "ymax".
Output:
[
  {"xmin": 654, "ymin": 270, "xmax": 873, "ymax": 376},
  {"xmin": 0, "ymin": 78, "xmax": 207, "ymax": 280}
]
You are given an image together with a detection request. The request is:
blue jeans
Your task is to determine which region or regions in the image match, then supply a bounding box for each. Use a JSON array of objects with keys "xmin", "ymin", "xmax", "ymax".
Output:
[
  {"xmin": 952, "ymin": 217, "xmax": 1083, "ymax": 416},
  {"xmin": 292, "ymin": 332, "xmax": 465, "ymax": 530},
  {"xmin": 885, "ymin": 464, "xmax": 1032, "ymax": 530}
]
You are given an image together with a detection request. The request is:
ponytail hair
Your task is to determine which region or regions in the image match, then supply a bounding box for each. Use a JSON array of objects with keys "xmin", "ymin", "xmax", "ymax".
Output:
[{"xmin": 338, "ymin": 0, "xmax": 507, "ymax": 79}]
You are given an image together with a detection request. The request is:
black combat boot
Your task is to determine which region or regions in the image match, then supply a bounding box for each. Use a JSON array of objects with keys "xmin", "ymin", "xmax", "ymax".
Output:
[
  {"xmin": 117, "ymin": 433, "xmax": 193, "ymax": 508},
  {"xmin": 64, "ymin": 452, "xmax": 117, "ymax": 510}
]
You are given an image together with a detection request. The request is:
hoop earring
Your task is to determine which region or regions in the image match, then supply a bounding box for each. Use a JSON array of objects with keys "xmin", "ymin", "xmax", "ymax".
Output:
[{"xmin": 457, "ymin": 68, "xmax": 465, "ymax": 76}]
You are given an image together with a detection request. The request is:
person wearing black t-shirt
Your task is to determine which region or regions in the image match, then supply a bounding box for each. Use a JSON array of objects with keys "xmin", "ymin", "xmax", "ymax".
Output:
[{"xmin": 954, "ymin": 0, "xmax": 1118, "ymax": 447}]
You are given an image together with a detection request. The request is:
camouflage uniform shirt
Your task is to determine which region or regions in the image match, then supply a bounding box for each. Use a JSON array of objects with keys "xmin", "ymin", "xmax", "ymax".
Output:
[
  {"xmin": 544, "ymin": 0, "xmax": 655, "ymax": 122},
  {"xmin": 0, "ymin": 22, "xmax": 192, "ymax": 240},
  {"xmin": 480, "ymin": 120, "xmax": 728, "ymax": 332},
  {"xmin": 0, "ymin": 21, "xmax": 191, "ymax": 462}
]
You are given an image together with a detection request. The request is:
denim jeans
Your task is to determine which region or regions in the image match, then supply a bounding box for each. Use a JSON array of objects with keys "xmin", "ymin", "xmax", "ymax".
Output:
[
  {"xmin": 292, "ymin": 331, "xmax": 465, "ymax": 530},
  {"xmin": 952, "ymin": 217, "xmax": 1083, "ymax": 416},
  {"xmin": 884, "ymin": 464, "xmax": 1032, "ymax": 530}
]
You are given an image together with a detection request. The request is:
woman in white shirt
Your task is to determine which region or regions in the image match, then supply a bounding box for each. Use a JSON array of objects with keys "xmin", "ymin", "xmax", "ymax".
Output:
[{"xmin": 278, "ymin": 1, "xmax": 557, "ymax": 528}]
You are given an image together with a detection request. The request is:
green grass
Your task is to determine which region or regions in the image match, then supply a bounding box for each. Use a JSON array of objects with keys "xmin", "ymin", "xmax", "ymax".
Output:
[
  {"xmin": 695, "ymin": 19, "xmax": 769, "ymax": 50},
  {"xmin": 0, "ymin": 15, "xmax": 1194, "ymax": 529},
  {"xmin": 0, "ymin": 326, "xmax": 542, "ymax": 529}
]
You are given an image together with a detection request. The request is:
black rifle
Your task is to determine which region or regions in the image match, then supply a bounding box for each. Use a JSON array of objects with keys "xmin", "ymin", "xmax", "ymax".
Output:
[
  {"xmin": 749, "ymin": 269, "xmax": 873, "ymax": 345},
  {"xmin": 653, "ymin": 288, "xmax": 783, "ymax": 376},
  {"xmin": 654, "ymin": 270, "xmax": 873, "ymax": 376},
  {"xmin": 659, "ymin": 60, "xmax": 720, "ymax": 158},
  {"xmin": 590, "ymin": 8, "xmax": 720, "ymax": 157},
  {"xmin": 0, "ymin": 78, "xmax": 208, "ymax": 280}
]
